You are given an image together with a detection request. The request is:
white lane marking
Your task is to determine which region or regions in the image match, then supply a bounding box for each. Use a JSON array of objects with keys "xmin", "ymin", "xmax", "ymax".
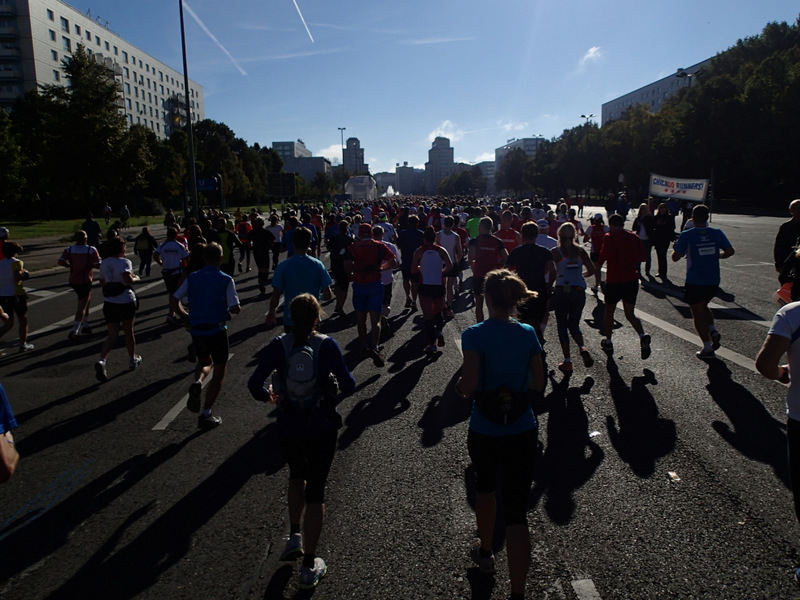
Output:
[
  {"xmin": 736, "ymin": 262, "xmax": 774, "ymax": 267},
  {"xmin": 572, "ymin": 578, "xmax": 603, "ymax": 600},
  {"xmin": 27, "ymin": 280, "xmax": 165, "ymax": 339},
  {"xmin": 26, "ymin": 286, "xmax": 90, "ymax": 307},
  {"xmin": 152, "ymin": 354, "xmax": 234, "ymax": 431}
]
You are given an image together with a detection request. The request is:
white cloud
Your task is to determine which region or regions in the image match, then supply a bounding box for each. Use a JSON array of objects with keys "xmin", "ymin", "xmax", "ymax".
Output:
[
  {"xmin": 318, "ymin": 144, "xmax": 344, "ymax": 164},
  {"xmin": 427, "ymin": 120, "xmax": 464, "ymax": 143},
  {"xmin": 579, "ymin": 46, "xmax": 604, "ymax": 68},
  {"xmin": 498, "ymin": 120, "xmax": 529, "ymax": 133},
  {"xmin": 474, "ymin": 151, "xmax": 495, "ymax": 163}
]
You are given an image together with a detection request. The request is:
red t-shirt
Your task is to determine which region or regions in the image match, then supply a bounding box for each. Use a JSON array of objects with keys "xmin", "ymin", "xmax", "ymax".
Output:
[
  {"xmin": 598, "ymin": 229, "xmax": 644, "ymax": 283},
  {"xmin": 496, "ymin": 227, "xmax": 520, "ymax": 253},
  {"xmin": 350, "ymin": 239, "xmax": 393, "ymax": 285},
  {"xmin": 469, "ymin": 234, "xmax": 505, "ymax": 278}
]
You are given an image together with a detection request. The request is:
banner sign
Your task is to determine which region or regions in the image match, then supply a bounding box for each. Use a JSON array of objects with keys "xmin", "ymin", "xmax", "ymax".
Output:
[{"xmin": 649, "ymin": 173, "xmax": 708, "ymax": 202}]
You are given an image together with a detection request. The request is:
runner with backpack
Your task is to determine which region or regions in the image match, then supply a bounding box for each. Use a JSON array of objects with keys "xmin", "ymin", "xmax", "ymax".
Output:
[{"xmin": 248, "ymin": 293, "xmax": 355, "ymax": 590}]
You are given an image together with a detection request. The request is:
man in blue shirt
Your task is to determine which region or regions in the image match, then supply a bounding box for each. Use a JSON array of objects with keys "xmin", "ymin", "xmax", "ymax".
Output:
[
  {"xmin": 672, "ymin": 204, "xmax": 735, "ymax": 358},
  {"xmin": 267, "ymin": 227, "xmax": 332, "ymax": 331},
  {"xmin": 174, "ymin": 243, "xmax": 241, "ymax": 429}
]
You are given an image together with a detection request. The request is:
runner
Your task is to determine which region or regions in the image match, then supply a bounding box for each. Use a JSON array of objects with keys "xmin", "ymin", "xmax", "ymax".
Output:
[
  {"xmin": 174, "ymin": 242, "xmax": 240, "ymax": 429},
  {"xmin": 248, "ymin": 217, "xmax": 275, "ymax": 296},
  {"xmin": 411, "ymin": 227, "xmax": 452, "ymax": 354},
  {"xmin": 95, "ymin": 236, "xmax": 140, "ymax": 382},
  {"xmin": 373, "ymin": 225, "xmax": 400, "ymax": 326},
  {"xmin": 435, "ymin": 215, "xmax": 463, "ymax": 317},
  {"xmin": 346, "ymin": 223, "xmax": 398, "ymax": 366},
  {"xmin": 454, "ymin": 269, "xmax": 544, "ymax": 600},
  {"xmin": 326, "ymin": 220, "xmax": 354, "ymax": 316},
  {"xmin": 133, "ymin": 226, "xmax": 157, "ymax": 277},
  {"xmin": 506, "ymin": 222, "xmax": 556, "ymax": 346},
  {"xmin": 58, "ymin": 230, "xmax": 101, "ymax": 341},
  {"xmin": 583, "ymin": 214, "xmax": 608, "ymax": 294},
  {"xmin": 632, "ymin": 203, "xmax": 655, "ymax": 278},
  {"xmin": 468, "ymin": 217, "xmax": 508, "ymax": 323},
  {"xmin": 652, "ymin": 202, "xmax": 676, "ymax": 280},
  {"xmin": 396, "ymin": 214, "xmax": 424, "ymax": 311},
  {"xmin": 496, "ymin": 210, "xmax": 522, "ymax": 255},
  {"xmin": 154, "ymin": 227, "xmax": 189, "ymax": 324},
  {"xmin": 266, "ymin": 227, "xmax": 332, "ymax": 332},
  {"xmin": 671, "ymin": 204, "xmax": 734, "ymax": 358},
  {"xmin": 267, "ymin": 214, "xmax": 284, "ymax": 270},
  {"xmin": 0, "ymin": 242, "xmax": 33, "ymax": 352},
  {"xmin": 550, "ymin": 223, "xmax": 595, "ymax": 373},
  {"xmin": 597, "ymin": 214, "xmax": 650, "ymax": 358},
  {"xmin": 248, "ymin": 293, "xmax": 355, "ymax": 589},
  {"xmin": 236, "ymin": 215, "xmax": 253, "ymax": 273}
]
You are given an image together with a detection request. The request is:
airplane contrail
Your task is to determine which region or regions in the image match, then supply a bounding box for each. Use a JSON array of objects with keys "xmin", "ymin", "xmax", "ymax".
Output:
[
  {"xmin": 183, "ymin": 1, "xmax": 248, "ymax": 76},
  {"xmin": 291, "ymin": 0, "xmax": 315, "ymax": 43}
]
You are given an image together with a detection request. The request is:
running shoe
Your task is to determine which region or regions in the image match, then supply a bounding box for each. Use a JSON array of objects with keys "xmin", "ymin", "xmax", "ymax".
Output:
[
  {"xmin": 165, "ymin": 314, "xmax": 180, "ymax": 325},
  {"xmin": 469, "ymin": 540, "xmax": 496, "ymax": 576},
  {"xmin": 68, "ymin": 332, "xmax": 80, "ymax": 343},
  {"xmin": 580, "ymin": 348, "xmax": 594, "ymax": 368},
  {"xmin": 238, "ymin": 263, "xmax": 243, "ymax": 273},
  {"xmin": 591, "ymin": 285, "xmax": 598, "ymax": 295},
  {"xmin": 640, "ymin": 334, "xmax": 651, "ymax": 360},
  {"xmin": 710, "ymin": 330, "xmax": 721, "ymax": 351},
  {"xmin": 19, "ymin": 342, "xmax": 34, "ymax": 353},
  {"xmin": 298, "ymin": 557, "xmax": 327, "ymax": 589},
  {"xmin": 558, "ymin": 361, "xmax": 573, "ymax": 374},
  {"xmin": 696, "ymin": 348, "xmax": 715, "ymax": 359},
  {"xmin": 129, "ymin": 354, "xmax": 142, "ymax": 369},
  {"xmin": 600, "ymin": 339, "xmax": 613, "ymax": 352},
  {"xmin": 368, "ymin": 347, "xmax": 385, "ymax": 368},
  {"xmin": 437, "ymin": 334, "xmax": 446, "ymax": 347},
  {"xmin": 187, "ymin": 344, "xmax": 197, "ymax": 363},
  {"xmin": 187, "ymin": 382, "xmax": 203, "ymax": 413},
  {"xmin": 279, "ymin": 533, "xmax": 304, "ymax": 561},
  {"xmin": 405, "ymin": 297, "xmax": 413, "ymax": 308},
  {"xmin": 334, "ymin": 307, "xmax": 346, "ymax": 317},
  {"xmin": 411, "ymin": 302, "xmax": 418, "ymax": 312},
  {"xmin": 425, "ymin": 343, "xmax": 437, "ymax": 354},
  {"xmin": 95, "ymin": 360, "xmax": 108, "ymax": 382},
  {"xmin": 197, "ymin": 413, "xmax": 222, "ymax": 430}
]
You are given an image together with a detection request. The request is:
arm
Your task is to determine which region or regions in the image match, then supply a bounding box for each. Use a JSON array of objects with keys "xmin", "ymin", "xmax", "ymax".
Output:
[
  {"xmin": 266, "ymin": 288, "xmax": 282, "ymax": 326},
  {"xmin": 411, "ymin": 247, "xmax": 423, "ymax": 275},
  {"xmin": 324, "ymin": 338, "xmax": 356, "ymax": 396},
  {"xmin": 756, "ymin": 333, "xmax": 791, "ymax": 383},
  {"xmin": 529, "ymin": 352, "xmax": 545, "ymax": 393},
  {"xmin": 247, "ymin": 338, "xmax": 282, "ymax": 402},
  {"xmin": 721, "ymin": 246, "xmax": 735, "ymax": 259},
  {"xmin": 580, "ymin": 249, "xmax": 596, "ymax": 278},
  {"xmin": 498, "ymin": 246, "xmax": 509, "ymax": 267},
  {"xmin": 545, "ymin": 260, "xmax": 556, "ymax": 295},
  {"xmin": 439, "ymin": 246, "xmax": 453, "ymax": 273},
  {"xmin": 455, "ymin": 349, "xmax": 480, "ymax": 398}
]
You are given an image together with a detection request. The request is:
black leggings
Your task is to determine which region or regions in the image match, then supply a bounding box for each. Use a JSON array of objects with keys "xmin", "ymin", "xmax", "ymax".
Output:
[
  {"xmin": 279, "ymin": 428, "xmax": 338, "ymax": 504},
  {"xmin": 468, "ymin": 428, "xmax": 538, "ymax": 526},
  {"xmin": 788, "ymin": 418, "xmax": 800, "ymax": 524}
]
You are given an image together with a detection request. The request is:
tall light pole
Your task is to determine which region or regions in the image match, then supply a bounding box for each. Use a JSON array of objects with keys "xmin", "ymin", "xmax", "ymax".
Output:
[
  {"xmin": 180, "ymin": 0, "xmax": 199, "ymax": 219},
  {"xmin": 580, "ymin": 114, "xmax": 595, "ymax": 125},
  {"xmin": 676, "ymin": 68, "xmax": 694, "ymax": 88},
  {"xmin": 338, "ymin": 126, "xmax": 346, "ymax": 194}
]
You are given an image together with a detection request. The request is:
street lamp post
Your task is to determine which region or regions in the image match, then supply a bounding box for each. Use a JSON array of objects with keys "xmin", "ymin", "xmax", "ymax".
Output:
[
  {"xmin": 580, "ymin": 114, "xmax": 595, "ymax": 125},
  {"xmin": 179, "ymin": 0, "xmax": 199, "ymax": 220},
  {"xmin": 676, "ymin": 68, "xmax": 694, "ymax": 88},
  {"xmin": 338, "ymin": 126, "xmax": 346, "ymax": 194}
]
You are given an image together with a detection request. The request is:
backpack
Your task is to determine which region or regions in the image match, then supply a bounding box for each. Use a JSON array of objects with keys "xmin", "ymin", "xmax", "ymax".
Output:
[{"xmin": 278, "ymin": 333, "xmax": 328, "ymax": 411}]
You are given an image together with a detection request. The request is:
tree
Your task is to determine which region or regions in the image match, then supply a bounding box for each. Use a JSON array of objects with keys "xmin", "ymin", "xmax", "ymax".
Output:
[
  {"xmin": 0, "ymin": 110, "xmax": 24, "ymax": 211},
  {"xmin": 495, "ymin": 148, "xmax": 529, "ymax": 194}
]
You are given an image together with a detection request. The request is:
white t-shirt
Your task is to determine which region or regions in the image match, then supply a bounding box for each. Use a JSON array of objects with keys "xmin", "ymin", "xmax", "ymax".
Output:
[
  {"xmin": 380, "ymin": 242, "xmax": 400, "ymax": 286},
  {"xmin": 100, "ymin": 257, "xmax": 136, "ymax": 304},
  {"xmin": 536, "ymin": 233, "xmax": 557, "ymax": 250},
  {"xmin": 768, "ymin": 301, "xmax": 800, "ymax": 420}
]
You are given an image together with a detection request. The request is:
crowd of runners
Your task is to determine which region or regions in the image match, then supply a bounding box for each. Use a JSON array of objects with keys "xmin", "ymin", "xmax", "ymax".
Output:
[{"xmin": 0, "ymin": 194, "xmax": 749, "ymax": 596}]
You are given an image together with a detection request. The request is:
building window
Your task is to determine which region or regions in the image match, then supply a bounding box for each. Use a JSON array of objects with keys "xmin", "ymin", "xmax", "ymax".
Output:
[
  {"xmin": 126, "ymin": 98, "xmax": 131, "ymax": 108},
  {"xmin": 160, "ymin": 84, "xmax": 163, "ymax": 94},
  {"xmin": 148, "ymin": 93, "xmax": 151, "ymax": 103},
  {"xmin": 113, "ymin": 46, "xmax": 118, "ymax": 55},
  {"xmin": 122, "ymin": 51, "xmax": 127, "ymax": 63},
  {"xmin": 60, "ymin": 17, "xmax": 69, "ymax": 33},
  {"xmin": 138, "ymin": 59, "xmax": 142, "ymax": 68},
  {"xmin": 53, "ymin": 70, "xmax": 60, "ymax": 82},
  {"xmin": 124, "ymin": 67, "xmax": 129, "ymax": 78},
  {"xmin": 51, "ymin": 50, "xmax": 58, "ymax": 61},
  {"xmin": 131, "ymin": 54, "xmax": 135, "ymax": 64},
  {"xmin": 95, "ymin": 35, "xmax": 100, "ymax": 45},
  {"xmin": 62, "ymin": 37, "xmax": 71, "ymax": 52},
  {"xmin": 159, "ymin": 71, "xmax": 163, "ymax": 81},
  {"xmin": 47, "ymin": 9, "xmax": 54, "ymax": 20},
  {"xmin": 124, "ymin": 82, "xmax": 130, "ymax": 93},
  {"xmin": 86, "ymin": 30, "xmax": 91, "ymax": 41},
  {"xmin": 75, "ymin": 25, "xmax": 80, "ymax": 36},
  {"xmin": 104, "ymin": 41, "xmax": 109, "ymax": 50},
  {"xmin": 49, "ymin": 30, "xmax": 56, "ymax": 41},
  {"xmin": 134, "ymin": 88, "xmax": 138, "ymax": 98}
]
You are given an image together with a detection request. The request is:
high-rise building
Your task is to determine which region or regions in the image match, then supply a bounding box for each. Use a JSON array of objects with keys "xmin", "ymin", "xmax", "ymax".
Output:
[
  {"xmin": 343, "ymin": 137, "xmax": 368, "ymax": 175},
  {"xmin": 1, "ymin": 0, "xmax": 204, "ymax": 140},
  {"xmin": 272, "ymin": 139, "xmax": 330, "ymax": 186},
  {"xmin": 425, "ymin": 136, "xmax": 455, "ymax": 193},
  {"xmin": 272, "ymin": 139, "xmax": 313, "ymax": 161},
  {"xmin": 395, "ymin": 161, "xmax": 425, "ymax": 195},
  {"xmin": 601, "ymin": 59, "xmax": 711, "ymax": 125}
]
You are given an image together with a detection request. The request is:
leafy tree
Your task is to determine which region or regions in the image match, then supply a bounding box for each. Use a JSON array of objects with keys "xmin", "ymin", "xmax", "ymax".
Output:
[
  {"xmin": 0, "ymin": 110, "xmax": 24, "ymax": 211},
  {"xmin": 495, "ymin": 148, "xmax": 529, "ymax": 193}
]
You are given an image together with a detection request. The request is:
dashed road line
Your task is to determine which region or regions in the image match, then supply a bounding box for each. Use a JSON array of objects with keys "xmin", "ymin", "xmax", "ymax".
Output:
[{"xmin": 572, "ymin": 578, "xmax": 603, "ymax": 600}]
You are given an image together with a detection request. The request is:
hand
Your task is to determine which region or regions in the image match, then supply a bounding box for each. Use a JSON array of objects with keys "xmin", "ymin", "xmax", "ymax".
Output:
[
  {"xmin": 779, "ymin": 364, "xmax": 791, "ymax": 385},
  {"xmin": 265, "ymin": 311, "xmax": 277, "ymax": 327}
]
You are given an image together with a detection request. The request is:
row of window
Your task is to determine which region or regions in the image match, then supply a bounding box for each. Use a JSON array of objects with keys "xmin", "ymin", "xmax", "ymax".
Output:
[{"xmin": 45, "ymin": 9, "xmax": 198, "ymax": 98}]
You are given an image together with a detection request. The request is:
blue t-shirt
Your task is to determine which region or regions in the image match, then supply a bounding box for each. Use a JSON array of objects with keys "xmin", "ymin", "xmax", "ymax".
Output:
[
  {"xmin": 272, "ymin": 254, "xmax": 332, "ymax": 327},
  {"xmin": 461, "ymin": 318, "xmax": 542, "ymax": 436},
  {"xmin": 0, "ymin": 382, "xmax": 17, "ymax": 434},
  {"xmin": 674, "ymin": 225, "xmax": 732, "ymax": 286}
]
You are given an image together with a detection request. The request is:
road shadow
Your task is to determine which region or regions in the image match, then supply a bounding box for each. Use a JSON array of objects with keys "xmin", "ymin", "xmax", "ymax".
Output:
[
  {"xmin": 705, "ymin": 359, "xmax": 790, "ymax": 488},
  {"xmin": 417, "ymin": 367, "xmax": 471, "ymax": 447},
  {"xmin": 25, "ymin": 424, "xmax": 285, "ymax": 599},
  {"xmin": 605, "ymin": 357, "xmax": 676, "ymax": 478},
  {"xmin": 530, "ymin": 376, "xmax": 603, "ymax": 525}
]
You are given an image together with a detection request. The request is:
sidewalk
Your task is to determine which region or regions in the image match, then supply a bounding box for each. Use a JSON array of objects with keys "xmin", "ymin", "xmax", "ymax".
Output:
[{"xmin": 12, "ymin": 224, "xmax": 170, "ymax": 274}]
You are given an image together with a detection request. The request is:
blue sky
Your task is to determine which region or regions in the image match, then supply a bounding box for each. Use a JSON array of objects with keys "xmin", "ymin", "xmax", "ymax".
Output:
[{"xmin": 76, "ymin": 0, "xmax": 798, "ymax": 174}]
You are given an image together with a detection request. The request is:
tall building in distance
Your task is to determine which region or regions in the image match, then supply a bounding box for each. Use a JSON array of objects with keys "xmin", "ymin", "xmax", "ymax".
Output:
[
  {"xmin": 601, "ymin": 59, "xmax": 711, "ymax": 125},
  {"xmin": 1, "ymin": 0, "xmax": 204, "ymax": 140},
  {"xmin": 343, "ymin": 137, "xmax": 368, "ymax": 175},
  {"xmin": 425, "ymin": 136, "xmax": 455, "ymax": 194},
  {"xmin": 272, "ymin": 139, "xmax": 331, "ymax": 185}
]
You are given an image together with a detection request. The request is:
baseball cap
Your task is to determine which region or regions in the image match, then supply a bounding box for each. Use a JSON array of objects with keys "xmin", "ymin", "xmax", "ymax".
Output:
[
  {"xmin": 0, "ymin": 227, "xmax": 8, "ymax": 238},
  {"xmin": 358, "ymin": 223, "xmax": 373, "ymax": 238},
  {"xmin": 536, "ymin": 219, "xmax": 549, "ymax": 229},
  {"xmin": 593, "ymin": 213, "xmax": 604, "ymax": 221},
  {"xmin": 378, "ymin": 212, "xmax": 388, "ymax": 222}
]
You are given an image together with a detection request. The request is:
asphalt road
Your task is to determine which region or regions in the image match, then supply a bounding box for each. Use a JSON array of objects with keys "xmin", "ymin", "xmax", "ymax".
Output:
[{"xmin": 0, "ymin": 211, "xmax": 797, "ymax": 599}]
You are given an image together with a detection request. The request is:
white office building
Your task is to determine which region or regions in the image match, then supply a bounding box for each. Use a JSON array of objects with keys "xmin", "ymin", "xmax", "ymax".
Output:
[{"xmin": 1, "ymin": 0, "xmax": 204, "ymax": 139}]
